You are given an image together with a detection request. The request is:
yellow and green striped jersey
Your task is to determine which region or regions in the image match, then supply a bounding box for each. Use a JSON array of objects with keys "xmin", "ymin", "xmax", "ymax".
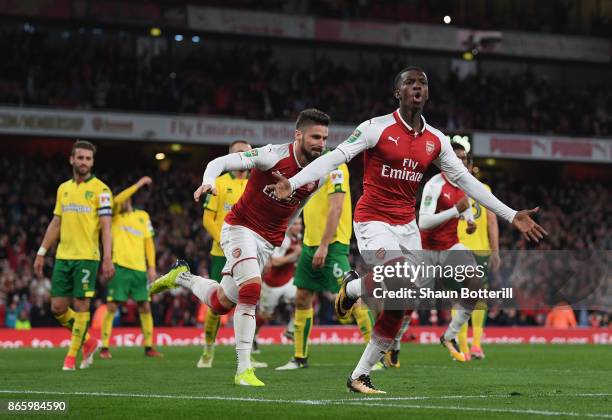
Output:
[
  {"xmin": 204, "ymin": 172, "xmax": 249, "ymax": 256},
  {"xmin": 303, "ymin": 163, "xmax": 352, "ymax": 247},
  {"xmin": 112, "ymin": 209, "xmax": 154, "ymax": 271},
  {"xmin": 458, "ymin": 183, "xmax": 491, "ymax": 255},
  {"xmin": 53, "ymin": 175, "xmax": 113, "ymax": 260}
]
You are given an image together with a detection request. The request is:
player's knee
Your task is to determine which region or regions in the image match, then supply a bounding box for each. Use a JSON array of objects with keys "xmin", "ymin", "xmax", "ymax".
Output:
[
  {"xmin": 137, "ymin": 302, "xmax": 150, "ymax": 313},
  {"xmin": 238, "ymin": 281, "xmax": 262, "ymax": 306},
  {"xmin": 51, "ymin": 299, "xmax": 68, "ymax": 316},
  {"xmin": 295, "ymin": 288, "xmax": 313, "ymax": 309},
  {"xmin": 51, "ymin": 303, "xmax": 66, "ymax": 316}
]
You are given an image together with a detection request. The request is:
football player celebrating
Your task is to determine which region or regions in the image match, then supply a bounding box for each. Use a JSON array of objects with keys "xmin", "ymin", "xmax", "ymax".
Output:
[
  {"xmin": 150, "ymin": 109, "xmax": 330, "ymax": 387},
  {"xmin": 271, "ymin": 67, "xmax": 547, "ymax": 393}
]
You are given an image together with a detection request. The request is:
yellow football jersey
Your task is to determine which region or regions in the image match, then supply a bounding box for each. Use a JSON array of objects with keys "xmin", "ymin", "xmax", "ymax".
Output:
[
  {"xmin": 53, "ymin": 176, "xmax": 113, "ymax": 260},
  {"xmin": 112, "ymin": 209, "xmax": 154, "ymax": 271},
  {"xmin": 458, "ymin": 183, "xmax": 491, "ymax": 255},
  {"xmin": 204, "ymin": 172, "xmax": 249, "ymax": 256},
  {"xmin": 303, "ymin": 163, "xmax": 352, "ymax": 247}
]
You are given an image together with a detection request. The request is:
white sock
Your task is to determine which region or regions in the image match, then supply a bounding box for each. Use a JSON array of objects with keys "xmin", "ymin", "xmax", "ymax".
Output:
[
  {"xmin": 444, "ymin": 308, "xmax": 471, "ymax": 341},
  {"xmin": 234, "ymin": 303, "xmax": 256, "ymax": 374},
  {"xmin": 393, "ymin": 316, "xmax": 411, "ymax": 351},
  {"xmin": 351, "ymin": 333, "xmax": 393, "ymax": 380},
  {"xmin": 346, "ymin": 278, "xmax": 362, "ymax": 299},
  {"xmin": 177, "ymin": 272, "xmax": 219, "ymax": 305}
]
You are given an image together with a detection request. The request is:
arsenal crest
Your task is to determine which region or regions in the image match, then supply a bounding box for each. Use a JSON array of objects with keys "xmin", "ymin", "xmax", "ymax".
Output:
[
  {"xmin": 232, "ymin": 248, "xmax": 242, "ymax": 258},
  {"xmin": 375, "ymin": 248, "xmax": 386, "ymax": 260},
  {"xmin": 305, "ymin": 182, "xmax": 316, "ymax": 192},
  {"xmin": 425, "ymin": 140, "xmax": 435, "ymax": 155}
]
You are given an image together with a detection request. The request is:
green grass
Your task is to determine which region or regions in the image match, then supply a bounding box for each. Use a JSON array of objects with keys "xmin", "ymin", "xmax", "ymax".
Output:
[{"xmin": 1, "ymin": 344, "xmax": 611, "ymax": 419}]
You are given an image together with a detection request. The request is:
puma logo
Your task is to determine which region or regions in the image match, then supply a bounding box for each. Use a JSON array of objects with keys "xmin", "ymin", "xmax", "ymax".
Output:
[
  {"xmin": 443, "ymin": 193, "xmax": 451, "ymax": 200},
  {"xmin": 387, "ymin": 136, "xmax": 399, "ymax": 146},
  {"xmin": 241, "ymin": 313, "xmax": 256, "ymax": 319}
]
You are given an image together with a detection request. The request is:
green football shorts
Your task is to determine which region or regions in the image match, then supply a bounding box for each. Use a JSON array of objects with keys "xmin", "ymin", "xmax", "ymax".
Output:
[
  {"xmin": 294, "ymin": 242, "xmax": 350, "ymax": 293},
  {"xmin": 106, "ymin": 265, "xmax": 149, "ymax": 302},
  {"xmin": 51, "ymin": 259, "xmax": 99, "ymax": 298},
  {"xmin": 210, "ymin": 255, "xmax": 227, "ymax": 282}
]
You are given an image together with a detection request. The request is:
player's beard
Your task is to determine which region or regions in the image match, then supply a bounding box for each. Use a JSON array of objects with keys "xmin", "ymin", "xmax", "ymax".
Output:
[
  {"xmin": 301, "ymin": 145, "xmax": 322, "ymax": 163},
  {"xmin": 74, "ymin": 164, "xmax": 91, "ymax": 178}
]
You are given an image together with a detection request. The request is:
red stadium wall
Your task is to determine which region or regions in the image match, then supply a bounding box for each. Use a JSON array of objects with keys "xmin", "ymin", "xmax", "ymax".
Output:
[{"xmin": 1, "ymin": 327, "xmax": 611, "ymax": 348}]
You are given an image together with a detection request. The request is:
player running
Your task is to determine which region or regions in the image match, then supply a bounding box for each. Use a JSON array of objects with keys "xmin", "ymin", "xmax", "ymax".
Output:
[
  {"xmin": 197, "ymin": 140, "xmax": 251, "ymax": 368},
  {"xmin": 149, "ymin": 109, "xmax": 331, "ymax": 387},
  {"xmin": 256, "ymin": 218, "xmax": 302, "ymax": 345},
  {"xmin": 455, "ymin": 140, "xmax": 501, "ymax": 361},
  {"xmin": 276, "ymin": 157, "xmax": 374, "ymax": 370},
  {"xmin": 100, "ymin": 176, "xmax": 163, "ymax": 359},
  {"xmin": 419, "ymin": 141, "xmax": 478, "ymax": 363},
  {"xmin": 271, "ymin": 67, "xmax": 547, "ymax": 393},
  {"xmin": 34, "ymin": 140, "xmax": 114, "ymax": 371}
]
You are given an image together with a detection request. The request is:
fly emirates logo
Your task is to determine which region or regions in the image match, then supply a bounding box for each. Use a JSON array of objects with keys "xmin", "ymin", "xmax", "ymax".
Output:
[{"xmin": 381, "ymin": 158, "xmax": 423, "ymax": 182}]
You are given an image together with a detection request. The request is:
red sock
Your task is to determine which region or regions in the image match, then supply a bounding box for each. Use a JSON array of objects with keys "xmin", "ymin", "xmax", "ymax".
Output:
[
  {"xmin": 374, "ymin": 310, "xmax": 405, "ymax": 339},
  {"xmin": 210, "ymin": 289, "xmax": 231, "ymax": 315}
]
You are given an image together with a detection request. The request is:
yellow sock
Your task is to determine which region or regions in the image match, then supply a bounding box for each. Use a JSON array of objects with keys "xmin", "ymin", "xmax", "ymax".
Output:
[
  {"xmin": 353, "ymin": 305, "xmax": 374, "ymax": 343},
  {"xmin": 56, "ymin": 308, "xmax": 91, "ymax": 343},
  {"xmin": 68, "ymin": 312, "xmax": 90, "ymax": 357},
  {"xmin": 294, "ymin": 308, "xmax": 313, "ymax": 359},
  {"xmin": 139, "ymin": 312, "xmax": 154, "ymax": 348},
  {"xmin": 471, "ymin": 308, "xmax": 486, "ymax": 348},
  {"xmin": 102, "ymin": 309, "xmax": 115, "ymax": 348},
  {"xmin": 458, "ymin": 318, "xmax": 470, "ymax": 354},
  {"xmin": 204, "ymin": 310, "xmax": 221, "ymax": 352}
]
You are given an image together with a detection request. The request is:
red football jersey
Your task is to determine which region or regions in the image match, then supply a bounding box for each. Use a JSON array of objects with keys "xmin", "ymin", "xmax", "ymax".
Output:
[
  {"xmin": 336, "ymin": 110, "xmax": 468, "ymax": 226},
  {"xmin": 262, "ymin": 233, "xmax": 300, "ymax": 287},
  {"xmin": 225, "ymin": 143, "xmax": 319, "ymax": 246},
  {"xmin": 419, "ymin": 174, "xmax": 465, "ymax": 250}
]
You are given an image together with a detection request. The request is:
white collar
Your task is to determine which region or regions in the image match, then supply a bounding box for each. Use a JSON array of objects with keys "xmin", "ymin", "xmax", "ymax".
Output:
[{"xmin": 396, "ymin": 109, "xmax": 427, "ymax": 134}]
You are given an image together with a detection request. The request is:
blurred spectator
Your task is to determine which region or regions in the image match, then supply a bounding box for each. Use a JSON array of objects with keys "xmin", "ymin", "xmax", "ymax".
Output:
[
  {"xmin": 15, "ymin": 309, "xmax": 32, "ymax": 330},
  {"xmin": 545, "ymin": 302, "xmax": 578, "ymax": 329}
]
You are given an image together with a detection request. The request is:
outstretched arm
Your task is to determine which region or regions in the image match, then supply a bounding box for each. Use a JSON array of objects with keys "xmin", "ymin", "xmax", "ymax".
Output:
[
  {"xmin": 196, "ymin": 145, "xmax": 276, "ymax": 202},
  {"xmin": 115, "ymin": 177, "xmax": 151, "ymax": 205},
  {"xmin": 288, "ymin": 149, "xmax": 346, "ymax": 194},
  {"xmin": 455, "ymin": 174, "xmax": 546, "ymax": 242},
  {"xmin": 274, "ymin": 121, "xmax": 377, "ymax": 199},
  {"xmin": 435, "ymin": 137, "xmax": 547, "ymax": 241}
]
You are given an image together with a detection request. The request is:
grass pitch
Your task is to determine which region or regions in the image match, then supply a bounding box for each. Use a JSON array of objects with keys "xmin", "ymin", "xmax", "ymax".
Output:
[{"xmin": 1, "ymin": 344, "xmax": 611, "ymax": 419}]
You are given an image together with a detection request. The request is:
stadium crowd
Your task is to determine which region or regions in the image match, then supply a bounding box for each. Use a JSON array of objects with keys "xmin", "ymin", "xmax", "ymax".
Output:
[
  {"xmin": 1, "ymin": 153, "xmax": 610, "ymax": 330},
  {"xmin": 153, "ymin": 0, "xmax": 612, "ymax": 37},
  {"xmin": 1, "ymin": 25, "xmax": 611, "ymax": 137}
]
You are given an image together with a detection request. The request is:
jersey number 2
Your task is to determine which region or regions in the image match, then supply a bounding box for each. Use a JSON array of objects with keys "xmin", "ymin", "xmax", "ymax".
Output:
[{"xmin": 81, "ymin": 269, "xmax": 91, "ymax": 284}]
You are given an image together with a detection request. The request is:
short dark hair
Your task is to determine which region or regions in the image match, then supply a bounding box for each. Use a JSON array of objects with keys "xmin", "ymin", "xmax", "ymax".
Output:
[
  {"xmin": 451, "ymin": 142, "xmax": 466, "ymax": 152},
  {"xmin": 393, "ymin": 66, "xmax": 426, "ymax": 90},
  {"xmin": 451, "ymin": 141, "xmax": 473, "ymax": 163},
  {"xmin": 229, "ymin": 139, "xmax": 250, "ymax": 152},
  {"xmin": 296, "ymin": 108, "xmax": 330, "ymax": 131},
  {"xmin": 71, "ymin": 140, "xmax": 96, "ymax": 156}
]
